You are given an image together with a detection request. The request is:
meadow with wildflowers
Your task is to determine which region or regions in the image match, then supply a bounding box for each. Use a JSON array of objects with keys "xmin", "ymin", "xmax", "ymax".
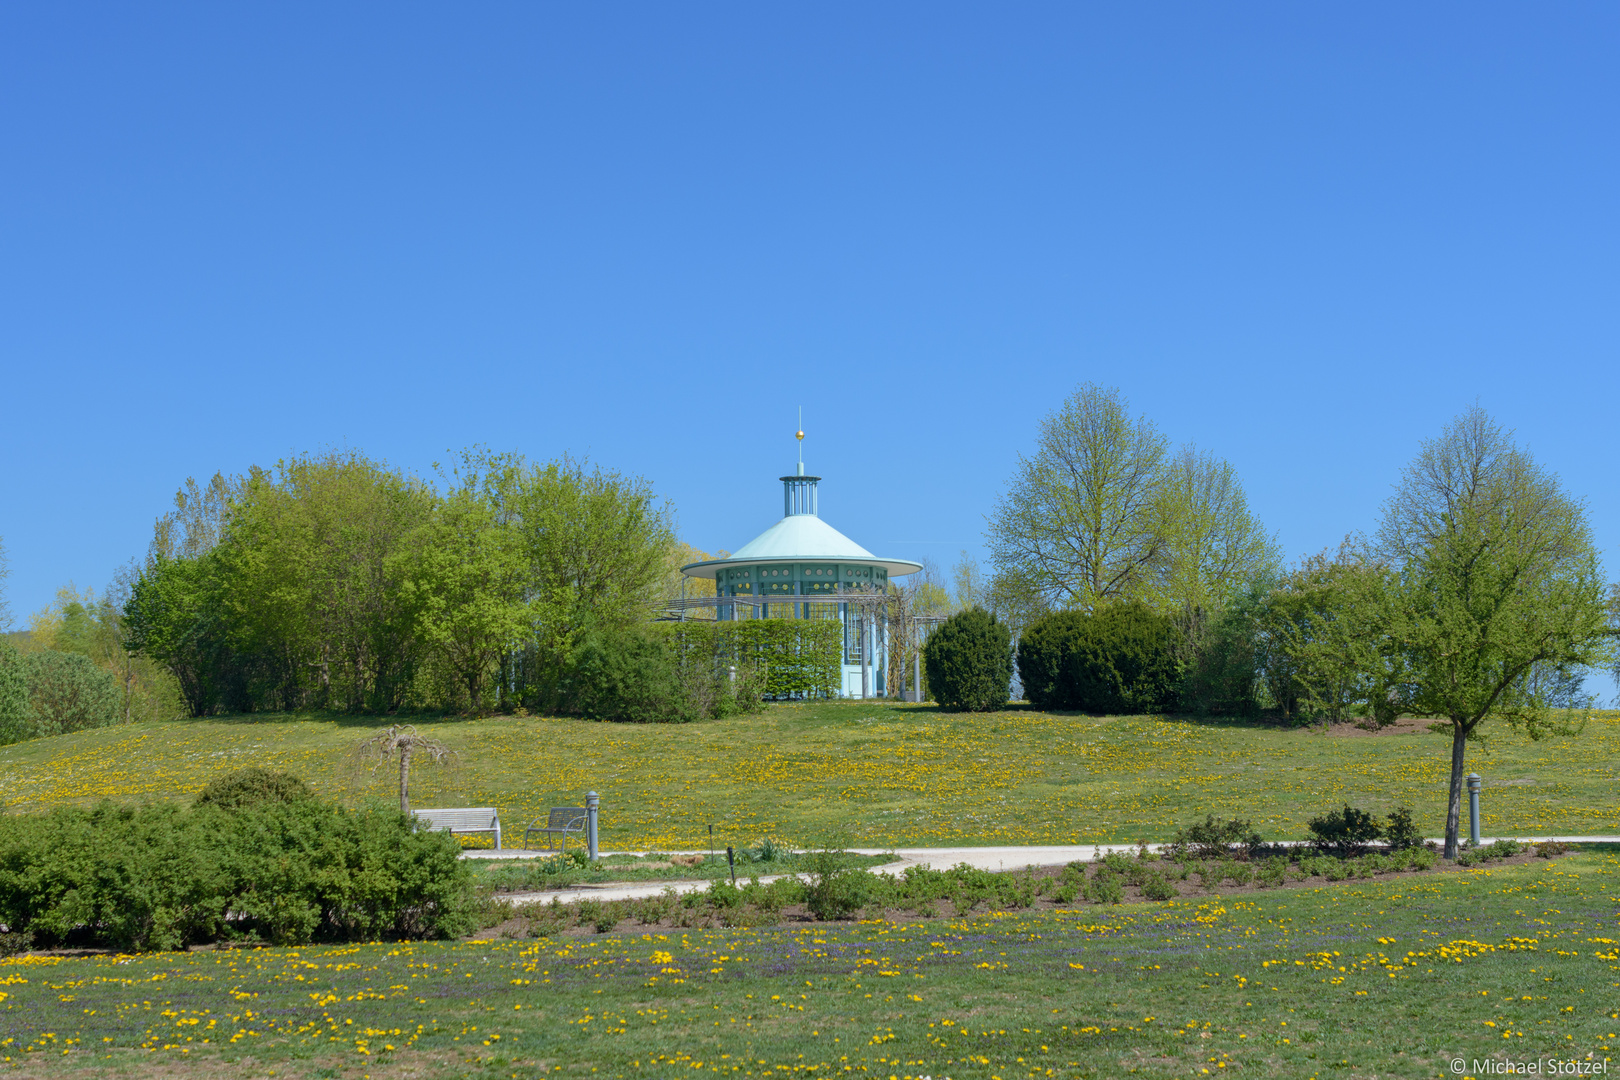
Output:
[
  {"xmin": 1, "ymin": 702, "xmax": 1615, "ymax": 851},
  {"xmin": 1, "ymin": 847, "xmax": 1617, "ymax": 1078}
]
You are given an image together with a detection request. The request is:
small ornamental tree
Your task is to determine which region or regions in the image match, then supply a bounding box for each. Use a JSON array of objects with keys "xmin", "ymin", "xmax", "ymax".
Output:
[
  {"xmin": 924, "ymin": 607, "xmax": 1012, "ymax": 712},
  {"xmin": 354, "ymin": 725, "xmax": 455, "ymax": 815}
]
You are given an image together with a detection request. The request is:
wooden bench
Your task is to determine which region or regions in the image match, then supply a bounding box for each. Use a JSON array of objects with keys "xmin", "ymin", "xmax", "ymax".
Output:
[
  {"xmin": 524, "ymin": 807, "xmax": 588, "ymax": 852},
  {"xmin": 413, "ymin": 807, "xmax": 502, "ymax": 850}
]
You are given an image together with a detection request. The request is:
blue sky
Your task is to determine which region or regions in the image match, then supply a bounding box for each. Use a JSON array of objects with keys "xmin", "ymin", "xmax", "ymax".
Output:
[{"xmin": 2, "ymin": 5, "xmax": 1616, "ymax": 678}]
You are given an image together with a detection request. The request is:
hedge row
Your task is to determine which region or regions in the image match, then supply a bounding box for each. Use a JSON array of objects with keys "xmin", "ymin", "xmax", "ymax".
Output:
[{"xmin": 657, "ymin": 619, "xmax": 842, "ymax": 700}]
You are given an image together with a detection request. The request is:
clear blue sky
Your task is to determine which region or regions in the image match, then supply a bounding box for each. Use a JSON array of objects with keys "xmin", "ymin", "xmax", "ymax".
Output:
[{"xmin": 2, "ymin": 5, "xmax": 1616, "ymax": 679}]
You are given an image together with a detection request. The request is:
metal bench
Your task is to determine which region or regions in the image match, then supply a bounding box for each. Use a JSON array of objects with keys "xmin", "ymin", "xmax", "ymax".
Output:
[
  {"xmin": 413, "ymin": 807, "xmax": 502, "ymax": 850},
  {"xmin": 524, "ymin": 806, "xmax": 587, "ymax": 852}
]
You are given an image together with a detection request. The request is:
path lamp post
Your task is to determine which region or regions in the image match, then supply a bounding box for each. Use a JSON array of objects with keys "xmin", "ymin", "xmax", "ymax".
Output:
[
  {"xmin": 1466, "ymin": 773, "xmax": 1482, "ymax": 847},
  {"xmin": 586, "ymin": 790, "xmax": 600, "ymax": 862}
]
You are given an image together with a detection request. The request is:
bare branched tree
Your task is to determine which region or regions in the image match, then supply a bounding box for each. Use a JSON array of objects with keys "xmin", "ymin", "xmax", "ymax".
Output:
[{"xmin": 353, "ymin": 724, "xmax": 456, "ymax": 814}]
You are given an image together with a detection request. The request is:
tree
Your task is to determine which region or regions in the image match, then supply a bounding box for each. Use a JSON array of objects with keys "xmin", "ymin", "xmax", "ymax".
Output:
[
  {"xmin": 987, "ymin": 384, "xmax": 1168, "ymax": 613},
  {"xmin": 220, "ymin": 451, "xmax": 432, "ymax": 711},
  {"xmin": 397, "ymin": 481, "xmax": 532, "ymax": 716},
  {"xmin": 0, "ymin": 534, "xmax": 11, "ymax": 631},
  {"xmin": 1373, "ymin": 407, "xmax": 1613, "ymax": 859},
  {"xmin": 0, "ymin": 638, "xmax": 28, "ymax": 744},
  {"xmin": 1147, "ymin": 445, "xmax": 1280, "ymax": 618},
  {"xmin": 354, "ymin": 725, "xmax": 455, "ymax": 815}
]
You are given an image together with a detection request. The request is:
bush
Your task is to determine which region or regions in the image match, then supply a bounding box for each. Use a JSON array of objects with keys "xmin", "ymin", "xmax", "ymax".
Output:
[
  {"xmin": 1016, "ymin": 603, "xmax": 1179, "ymax": 714},
  {"xmin": 0, "ymin": 790, "xmax": 475, "ymax": 951},
  {"xmin": 570, "ymin": 627, "xmax": 698, "ymax": 723},
  {"xmin": 194, "ymin": 767, "xmax": 314, "ymax": 811},
  {"xmin": 924, "ymin": 608, "xmax": 1012, "ymax": 712},
  {"xmin": 5, "ymin": 650, "xmax": 121, "ymax": 743},
  {"xmin": 1307, "ymin": 804, "xmax": 1384, "ymax": 857},
  {"xmin": 1170, "ymin": 815, "xmax": 1264, "ymax": 860},
  {"xmin": 1383, "ymin": 806, "xmax": 1423, "ymax": 851}
]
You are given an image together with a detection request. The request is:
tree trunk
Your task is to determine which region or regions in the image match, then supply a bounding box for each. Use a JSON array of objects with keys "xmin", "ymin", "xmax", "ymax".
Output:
[
  {"xmin": 1443, "ymin": 720, "xmax": 1467, "ymax": 860},
  {"xmin": 399, "ymin": 745, "xmax": 412, "ymax": 815}
]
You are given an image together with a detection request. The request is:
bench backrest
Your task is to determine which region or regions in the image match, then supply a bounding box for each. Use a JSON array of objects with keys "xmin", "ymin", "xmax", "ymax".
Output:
[
  {"xmin": 414, "ymin": 807, "xmax": 498, "ymax": 830},
  {"xmin": 547, "ymin": 806, "xmax": 587, "ymax": 831}
]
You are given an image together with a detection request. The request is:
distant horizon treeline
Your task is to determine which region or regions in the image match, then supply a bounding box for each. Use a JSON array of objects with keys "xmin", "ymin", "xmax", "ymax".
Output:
[{"xmin": 119, "ymin": 448, "xmax": 698, "ymax": 717}]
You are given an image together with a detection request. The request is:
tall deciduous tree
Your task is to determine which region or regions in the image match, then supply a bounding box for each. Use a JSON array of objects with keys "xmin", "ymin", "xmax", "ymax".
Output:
[
  {"xmin": 398, "ymin": 476, "xmax": 532, "ymax": 717},
  {"xmin": 987, "ymin": 384, "xmax": 1168, "ymax": 613},
  {"xmin": 1149, "ymin": 445, "xmax": 1280, "ymax": 617},
  {"xmin": 505, "ymin": 455, "xmax": 676, "ymax": 702},
  {"xmin": 0, "ymin": 535, "xmax": 11, "ymax": 631},
  {"xmin": 1375, "ymin": 407, "xmax": 1612, "ymax": 859}
]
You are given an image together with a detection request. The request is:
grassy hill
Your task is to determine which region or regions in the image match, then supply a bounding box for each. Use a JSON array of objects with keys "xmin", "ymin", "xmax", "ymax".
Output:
[{"xmin": 1, "ymin": 701, "xmax": 1615, "ymax": 850}]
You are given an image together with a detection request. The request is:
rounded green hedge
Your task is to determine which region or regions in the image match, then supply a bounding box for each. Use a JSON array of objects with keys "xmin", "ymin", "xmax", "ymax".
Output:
[
  {"xmin": 1016, "ymin": 602, "xmax": 1180, "ymax": 714},
  {"xmin": 923, "ymin": 607, "xmax": 1013, "ymax": 712}
]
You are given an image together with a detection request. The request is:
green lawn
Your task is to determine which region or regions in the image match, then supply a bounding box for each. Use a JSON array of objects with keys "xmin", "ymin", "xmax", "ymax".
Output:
[
  {"xmin": 0, "ymin": 702, "xmax": 1615, "ymax": 850},
  {"xmin": 3, "ymin": 850, "xmax": 1618, "ymax": 1079}
]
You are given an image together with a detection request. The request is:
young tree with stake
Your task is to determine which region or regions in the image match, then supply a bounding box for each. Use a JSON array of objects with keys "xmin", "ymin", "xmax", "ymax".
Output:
[{"xmin": 1374, "ymin": 407, "xmax": 1614, "ymax": 859}]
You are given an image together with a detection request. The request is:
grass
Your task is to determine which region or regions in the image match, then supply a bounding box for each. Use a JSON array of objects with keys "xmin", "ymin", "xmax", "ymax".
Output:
[
  {"xmin": 3, "ymin": 848, "xmax": 1618, "ymax": 1078},
  {"xmin": 1, "ymin": 702, "xmax": 1617, "ymax": 850}
]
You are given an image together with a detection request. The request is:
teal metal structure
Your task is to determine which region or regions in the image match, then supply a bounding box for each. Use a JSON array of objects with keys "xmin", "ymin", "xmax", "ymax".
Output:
[{"xmin": 679, "ymin": 445, "xmax": 920, "ymax": 698}]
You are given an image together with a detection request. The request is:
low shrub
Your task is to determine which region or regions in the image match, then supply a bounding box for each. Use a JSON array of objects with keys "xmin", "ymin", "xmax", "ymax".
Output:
[
  {"xmin": 1140, "ymin": 872, "xmax": 1177, "ymax": 901},
  {"xmin": 1307, "ymin": 804, "xmax": 1384, "ymax": 857},
  {"xmin": 1170, "ymin": 815, "xmax": 1264, "ymax": 860},
  {"xmin": 0, "ymin": 789, "xmax": 474, "ymax": 951},
  {"xmin": 194, "ymin": 767, "xmax": 314, "ymax": 811},
  {"xmin": 1383, "ymin": 806, "xmax": 1424, "ymax": 851}
]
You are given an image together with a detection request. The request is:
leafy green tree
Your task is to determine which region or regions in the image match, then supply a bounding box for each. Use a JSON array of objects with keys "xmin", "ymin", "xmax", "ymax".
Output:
[
  {"xmin": 987, "ymin": 384, "xmax": 1168, "ymax": 613},
  {"xmin": 0, "ymin": 639, "xmax": 28, "ymax": 744},
  {"xmin": 220, "ymin": 451, "xmax": 431, "ymax": 711},
  {"xmin": 1373, "ymin": 407, "xmax": 1613, "ymax": 859},
  {"xmin": 0, "ymin": 534, "xmax": 11, "ymax": 631},
  {"xmin": 123, "ymin": 552, "xmax": 231, "ymax": 717},
  {"xmin": 1147, "ymin": 445, "xmax": 1281, "ymax": 618},
  {"xmin": 1255, "ymin": 547, "xmax": 1402, "ymax": 724},
  {"xmin": 986, "ymin": 388, "xmax": 1277, "ymax": 650},
  {"xmin": 924, "ymin": 607, "xmax": 1013, "ymax": 711},
  {"xmin": 503, "ymin": 454, "xmax": 676, "ymax": 707},
  {"xmin": 397, "ymin": 478, "xmax": 532, "ymax": 716}
]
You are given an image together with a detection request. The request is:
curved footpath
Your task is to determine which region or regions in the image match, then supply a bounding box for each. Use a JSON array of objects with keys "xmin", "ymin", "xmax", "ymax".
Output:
[{"xmin": 467, "ymin": 836, "xmax": 1619, "ymax": 908}]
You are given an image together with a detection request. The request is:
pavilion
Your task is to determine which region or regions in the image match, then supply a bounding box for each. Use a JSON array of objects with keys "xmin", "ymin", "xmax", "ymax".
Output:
[{"xmin": 677, "ymin": 431, "xmax": 921, "ymax": 698}]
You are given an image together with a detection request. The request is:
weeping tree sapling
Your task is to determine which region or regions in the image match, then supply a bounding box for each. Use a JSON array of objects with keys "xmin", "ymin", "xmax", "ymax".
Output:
[{"xmin": 354, "ymin": 724, "xmax": 456, "ymax": 814}]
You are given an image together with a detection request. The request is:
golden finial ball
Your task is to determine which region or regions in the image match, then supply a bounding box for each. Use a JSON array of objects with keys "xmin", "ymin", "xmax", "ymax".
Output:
[{"xmin": 795, "ymin": 430, "xmax": 804, "ymax": 441}]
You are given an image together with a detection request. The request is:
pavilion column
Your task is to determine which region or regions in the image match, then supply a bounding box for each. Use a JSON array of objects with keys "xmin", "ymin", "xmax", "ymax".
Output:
[{"xmin": 860, "ymin": 609, "xmax": 870, "ymax": 699}]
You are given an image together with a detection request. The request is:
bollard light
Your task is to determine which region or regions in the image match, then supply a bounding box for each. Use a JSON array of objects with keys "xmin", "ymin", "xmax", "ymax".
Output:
[
  {"xmin": 1466, "ymin": 773, "xmax": 1482, "ymax": 847},
  {"xmin": 585, "ymin": 791, "xmax": 600, "ymax": 862}
]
